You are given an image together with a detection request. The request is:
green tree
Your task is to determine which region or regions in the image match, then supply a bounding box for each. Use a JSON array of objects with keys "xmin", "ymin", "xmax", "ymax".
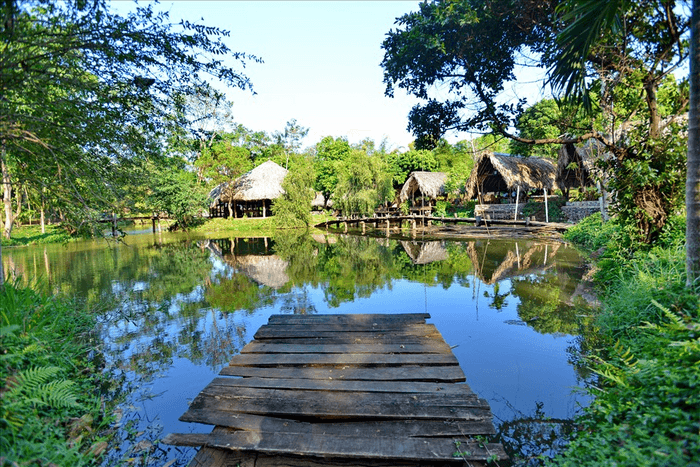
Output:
[
  {"xmin": 334, "ymin": 149, "xmax": 393, "ymax": 217},
  {"xmin": 313, "ymin": 136, "xmax": 352, "ymax": 200},
  {"xmin": 148, "ymin": 160, "xmax": 209, "ymax": 229},
  {"xmin": 386, "ymin": 149, "xmax": 438, "ymax": 188},
  {"xmin": 273, "ymin": 154, "xmax": 316, "ymax": 228},
  {"xmin": 272, "ymin": 119, "xmax": 310, "ymax": 170},
  {"xmin": 0, "ymin": 0, "xmax": 257, "ymax": 284},
  {"xmin": 382, "ymin": 0, "xmax": 690, "ymax": 243}
]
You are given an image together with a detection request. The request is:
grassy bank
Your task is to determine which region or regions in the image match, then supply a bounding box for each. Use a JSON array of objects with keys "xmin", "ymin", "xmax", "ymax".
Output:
[
  {"xmin": 554, "ymin": 214, "xmax": 699, "ymax": 466},
  {"xmin": 0, "ymin": 225, "xmax": 73, "ymax": 247},
  {"xmin": 191, "ymin": 213, "xmax": 336, "ymax": 236},
  {"xmin": 0, "ymin": 281, "xmax": 112, "ymax": 465}
]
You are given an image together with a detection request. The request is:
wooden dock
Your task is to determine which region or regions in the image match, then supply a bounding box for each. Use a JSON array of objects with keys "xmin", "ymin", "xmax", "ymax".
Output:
[
  {"xmin": 163, "ymin": 313, "xmax": 507, "ymax": 467},
  {"xmin": 315, "ymin": 215, "xmax": 570, "ymax": 235}
]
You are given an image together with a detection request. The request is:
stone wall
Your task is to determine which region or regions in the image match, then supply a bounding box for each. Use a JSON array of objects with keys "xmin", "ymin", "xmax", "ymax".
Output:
[
  {"xmin": 561, "ymin": 201, "xmax": 602, "ymax": 222},
  {"xmin": 474, "ymin": 204, "xmax": 524, "ymax": 220}
]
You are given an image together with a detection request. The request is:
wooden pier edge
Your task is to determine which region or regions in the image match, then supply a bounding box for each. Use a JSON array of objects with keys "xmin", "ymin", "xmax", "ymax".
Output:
[{"xmin": 163, "ymin": 313, "xmax": 508, "ymax": 466}]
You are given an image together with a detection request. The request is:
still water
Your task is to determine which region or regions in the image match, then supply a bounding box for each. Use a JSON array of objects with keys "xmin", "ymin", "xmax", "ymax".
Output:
[{"xmin": 5, "ymin": 229, "xmax": 595, "ymax": 466}]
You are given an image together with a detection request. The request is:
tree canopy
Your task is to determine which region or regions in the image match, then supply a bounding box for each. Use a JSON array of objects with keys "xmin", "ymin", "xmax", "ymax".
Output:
[
  {"xmin": 382, "ymin": 0, "xmax": 691, "ymax": 243},
  {"xmin": 0, "ymin": 0, "xmax": 259, "ymax": 238}
]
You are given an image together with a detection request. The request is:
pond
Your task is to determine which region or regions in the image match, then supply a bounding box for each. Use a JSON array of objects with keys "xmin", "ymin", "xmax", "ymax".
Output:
[{"xmin": 4, "ymin": 229, "xmax": 595, "ymax": 466}]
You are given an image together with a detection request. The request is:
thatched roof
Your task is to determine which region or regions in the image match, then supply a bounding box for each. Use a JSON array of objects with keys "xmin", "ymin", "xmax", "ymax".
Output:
[
  {"xmin": 399, "ymin": 171, "xmax": 449, "ymax": 202},
  {"xmin": 216, "ymin": 160, "xmax": 288, "ymax": 203},
  {"xmin": 556, "ymin": 140, "xmax": 608, "ymax": 190},
  {"xmin": 311, "ymin": 192, "xmax": 326, "ymax": 208},
  {"xmin": 401, "ymin": 241, "xmax": 448, "ymax": 265},
  {"xmin": 465, "ymin": 153, "xmax": 558, "ymax": 199}
]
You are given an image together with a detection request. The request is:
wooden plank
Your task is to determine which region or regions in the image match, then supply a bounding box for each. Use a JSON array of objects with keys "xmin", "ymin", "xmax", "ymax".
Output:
[
  {"xmin": 226, "ymin": 353, "xmax": 459, "ymax": 368},
  {"xmin": 187, "ymin": 387, "xmax": 491, "ymax": 420},
  {"xmin": 205, "ymin": 377, "xmax": 472, "ymax": 395},
  {"xmin": 219, "ymin": 365, "xmax": 466, "ymax": 382},
  {"xmin": 267, "ymin": 313, "xmax": 430, "ymax": 325},
  {"xmin": 190, "ymin": 445, "xmax": 442, "ymax": 467},
  {"xmin": 254, "ymin": 323, "xmax": 438, "ymax": 338},
  {"xmin": 250, "ymin": 336, "xmax": 445, "ymax": 346},
  {"xmin": 180, "ymin": 410, "xmax": 496, "ymax": 437},
  {"xmin": 195, "ymin": 384, "xmax": 488, "ymax": 407},
  {"xmin": 240, "ymin": 341, "xmax": 452, "ymax": 355},
  {"xmin": 164, "ymin": 431, "xmax": 508, "ymax": 463},
  {"xmin": 254, "ymin": 330, "xmax": 441, "ymax": 341}
]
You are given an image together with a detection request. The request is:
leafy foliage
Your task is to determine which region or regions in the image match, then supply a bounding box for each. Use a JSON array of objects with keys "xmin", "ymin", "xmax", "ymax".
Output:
[
  {"xmin": 0, "ymin": 282, "xmax": 110, "ymax": 465},
  {"xmin": 333, "ymin": 150, "xmax": 393, "ymax": 217},
  {"xmin": 273, "ymin": 155, "xmax": 316, "ymax": 228},
  {"xmin": 148, "ymin": 160, "xmax": 208, "ymax": 229},
  {"xmin": 557, "ymin": 215, "xmax": 700, "ymax": 467}
]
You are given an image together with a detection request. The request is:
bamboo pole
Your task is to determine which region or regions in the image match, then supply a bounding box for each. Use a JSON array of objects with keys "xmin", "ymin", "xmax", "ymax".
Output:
[
  {"xmin": 544, "ymin": 188, "xmax": 549, "ymax": 223},
  {"xmin": 514, "ymin": 185, "xmax": 520, "ymax": 221}
]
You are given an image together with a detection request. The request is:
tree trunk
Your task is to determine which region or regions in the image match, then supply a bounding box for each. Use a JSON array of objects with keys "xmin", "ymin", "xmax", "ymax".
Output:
[
  {"xmin": 1, "ymin": 145, "xmax": 13, "ymax": 240},
  {"xmin": 13, "ymin": 184, "xmax": 22, "ymax": 223},
  {"xmin": 40, "ymin": 195, "xmax": 46, "ymax": 234},
  {"xmin": 687, "ymin": 0, "xmax": 700, "ymax": 287}
]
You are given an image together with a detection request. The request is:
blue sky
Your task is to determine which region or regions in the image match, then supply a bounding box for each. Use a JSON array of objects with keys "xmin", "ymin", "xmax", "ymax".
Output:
[{"xmin": 116, "ymin": 1, "xmax": 549, "ymax": 151}]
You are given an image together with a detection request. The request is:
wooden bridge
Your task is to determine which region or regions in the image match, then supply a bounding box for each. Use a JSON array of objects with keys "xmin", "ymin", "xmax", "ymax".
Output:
[
  {"xmin": 315, "ymin": 214, "xmax": 570, "ymax": 236},
  {"xmin": 163, "ymin": 313, "xmax": 507, "ymax": 467}
]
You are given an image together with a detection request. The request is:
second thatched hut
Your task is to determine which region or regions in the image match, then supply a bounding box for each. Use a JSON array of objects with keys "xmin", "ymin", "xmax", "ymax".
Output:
[
  {"xmin": 466, "ymin": 153, "xmax": 558, "ymax": 202},
  {"xmin": 465, "ymin": 152, "xmax": 559, "ymax": 221},
  {"xmin": 399, "ymin": 171, "xmax": 449, "ymax": 213}
]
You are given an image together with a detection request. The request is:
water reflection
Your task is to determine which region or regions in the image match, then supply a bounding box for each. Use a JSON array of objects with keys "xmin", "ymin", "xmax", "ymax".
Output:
[{"xmin": 3, "ymin": 232, "xmax": 595, "ymax": 466}]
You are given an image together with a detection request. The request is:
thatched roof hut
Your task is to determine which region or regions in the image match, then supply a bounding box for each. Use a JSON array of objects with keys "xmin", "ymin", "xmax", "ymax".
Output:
[
  {"xmin": 311, "ymin": 192, "xmax": 326, "ymax": 209},
  {"xmin": 400, "ymin": 241, "xmax": 448, "ymax": 265},
  {"xmin": 209, "ymin": 160, "xmax": 288, "ymax": 218},
  {"xmin": 556, "ymin": 140, "xmax": 607, "ymax": 191},
  {"xmin": 465, "ymin": 153, "xmax": 558, "ymax": 200},
  {"xmin": 226, "ymin": 160, "xmax": 288, "ymax": 202},
  {"xmin": 399, "ymin": 171, "xmax": 449, "ymax": 203}
]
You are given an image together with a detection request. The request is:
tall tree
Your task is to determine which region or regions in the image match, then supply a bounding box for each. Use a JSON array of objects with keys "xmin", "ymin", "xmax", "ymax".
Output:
[
  {"xmin": 0, "ymin": 0, "xmax": 258, "ymax": 285},
  {"xmin": 382, "ymin": 0, "xmax": 690, "ymax": 243},
  {"xmin": 687, "ymin": 0, "xmax": 700, "ymax": 285},
  {"xmin": 549, "ymin": 0, "xmax": 697, "ymax": 282}
]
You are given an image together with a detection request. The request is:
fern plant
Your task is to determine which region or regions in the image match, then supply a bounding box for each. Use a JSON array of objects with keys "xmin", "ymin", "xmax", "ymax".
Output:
[{"xmin": 1, "ymin": 366, "xmax": 81, "ymax": 434}]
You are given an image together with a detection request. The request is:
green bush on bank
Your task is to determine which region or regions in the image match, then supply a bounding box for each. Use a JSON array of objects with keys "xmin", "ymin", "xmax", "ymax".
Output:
[
  {"xmin": 0, "ymin": 281, "xmax": 110, "ymax": 465},
  {"xmin": 556, "ymin": 215, "xmax": 699, "ymax": 467}
]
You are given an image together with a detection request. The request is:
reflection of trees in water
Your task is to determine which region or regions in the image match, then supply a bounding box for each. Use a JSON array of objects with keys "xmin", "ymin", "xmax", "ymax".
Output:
[
  {"xmin": 484, "ymin": 282, "xmax": 510, "ymax": 311},
  {"xmin": 494, "ymin": 401, "xmax": 576, "ymax": 466},
  {"xmin": 205, "ymin": 271, "xmax": 275, "ymax": 313}
]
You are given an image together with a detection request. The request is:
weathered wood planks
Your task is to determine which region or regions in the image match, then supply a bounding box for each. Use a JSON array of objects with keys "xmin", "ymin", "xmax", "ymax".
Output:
[{"xmin": 162, "ymin": 313, "xmax": 507, "ymax": 466}]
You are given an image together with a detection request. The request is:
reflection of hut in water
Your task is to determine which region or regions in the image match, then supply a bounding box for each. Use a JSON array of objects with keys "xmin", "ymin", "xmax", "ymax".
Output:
[
  {"xmin": 467, "ymin": 241, "xmax": 560, "ymax": 285},
  {"xmin": 401, "ymin": 241, "xmax": 449, "ymax": 265},
  {"xmin": 209, "ymin": 161, "xmax": 288, "ymax": 219},
  {"xmin": 235, "ymin": 255, "xmax": 289, "ymax": 289},
  {"xmin": 200, "ymin": 238, "xmax": 289, "ymax": 289},
  {"xmin": 399, "ymin": 171, "xmax": 449, "ymax": 209}
]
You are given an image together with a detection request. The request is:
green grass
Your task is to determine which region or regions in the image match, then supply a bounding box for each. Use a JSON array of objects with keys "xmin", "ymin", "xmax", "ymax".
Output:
[
  {"xmin": 1, "ymin": 281, "xmax": 113, "ymax": 465},
  {"xmin": 553, "ymin": 217, "xmax": 700, "ymax": 467},
  {"xmin": 192, "ymin": 213, "xmax": 336, "ymax": 235},
  {"xmin": 1, "ymin": 224, "xmax": 73, "ymax": 247}
]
